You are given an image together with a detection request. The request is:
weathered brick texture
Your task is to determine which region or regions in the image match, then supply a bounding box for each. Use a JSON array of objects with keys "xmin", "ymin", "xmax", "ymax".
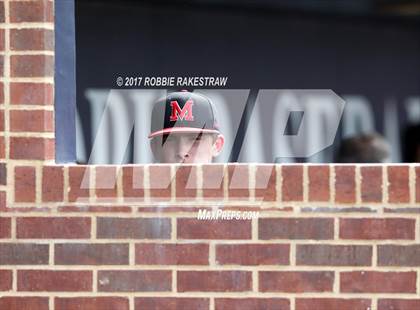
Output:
[
  {"xmin": 340, "ymin": 218, "xmax": 415, "ymax": 240},
  {"xmin": 98, "ymin": 270, "xmax": 171, "ymax": 292},
  {"xmin": 10, "ymin": 110, "xmax": 54, "ymax": 132},
  {"xmin": 0, "ymin": 297, "xmax": 49, "ymax": 310},
  {"xmin": 282, "ymin": 165, "xmax": 303, "ymax": 201},
  {"xmin": 178, "ymin": 271, "xmax": 252, "ymax": 292},
  {"xmin": 296, "ymin": 244, "xmax": 372, "ymax": 266},
  {"xmin": 0, "ymin": 217, "xmax": 11, "ymax": 238},
  {"xmin": 10, "ymin": 83, "xmax": 53, "ymax": 105},
  {"xmin": 178, "ymin": 218, "xmax": 251, "ymax": 239},
  {"xmin": 55, "ymin": 243, "xmax": 129, "ymax": 265},
  {"xmin": 308, "ymin": 165, "xmax": 330, "ymax": 201},
  {"xmin": 296, "ymin": 298, "xmax": 371, "ymax": 310},
  {"xmin": 215, "ymin": 298, "xmax": 289, "ymax": 310},
  {"xmin": 259, "ymin": 271, "xmax": 334, "ymax": 292},
  {"xmin": 361, "ymin": 166, "xmax": 382, "ymax": 202},
  {"xmin": 0, "ymin": 270, "xmax": 12, "ymax": 291},
  {"xmin": 97, "ymin": 217, "xmax": 170, "ymax": 239},
  {"xmin": 16, "ymin": 217, "xmax": 91, "ymax": 239},
  {"xmin": 216, "ymin": 244, "xmax": 289, "ymax": 265},
  {"xmin": 340, "ymin": 271, "xmax": 417, "ymax": 293},
  {"xmin": 135, "ymin": 298, "xmax": 209, "ymax": 310},
  {"xmin": 55, "ymin": 298, "xmax": 129, "ymax": 310},
  {"xmin": 0, "ymin": 243, "xmax": 49, "ymax": 265},
  {"xmin": 335, "ymin": 165, "xmax": 356, "ymax": 203},
  {"xmin": 259, "ymin": 218, "xmax": 334, "ymax": 240},
  {"xmin": 17, "ymin": 270, "xmax": 92, "ymax": 292},
  {"xmin": 135, "ymin": 243, "xmax": 209, "ymax": 265}
]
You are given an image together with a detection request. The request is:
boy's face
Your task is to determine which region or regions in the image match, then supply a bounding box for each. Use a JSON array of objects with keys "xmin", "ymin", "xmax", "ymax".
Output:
[{"xmin": 151, "ymin": 132, "xmax": 224, "ymax": 163}]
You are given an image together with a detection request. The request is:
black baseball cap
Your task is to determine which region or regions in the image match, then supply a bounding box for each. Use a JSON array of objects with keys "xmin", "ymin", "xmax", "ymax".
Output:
[{"xmin": 149, "ymin": 91, "xmax": 220, "ymax": 139}]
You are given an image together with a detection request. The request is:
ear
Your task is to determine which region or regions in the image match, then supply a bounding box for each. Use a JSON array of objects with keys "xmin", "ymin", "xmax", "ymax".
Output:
[{"xmin": 212, "ymin": 134, "xmax": 225, "ymax": 157}]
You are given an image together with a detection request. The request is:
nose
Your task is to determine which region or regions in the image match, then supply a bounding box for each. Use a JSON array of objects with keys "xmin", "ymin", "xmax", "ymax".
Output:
[{"xmin": 175, "ymin": 139, "xmax": 192, "ymax": 161}]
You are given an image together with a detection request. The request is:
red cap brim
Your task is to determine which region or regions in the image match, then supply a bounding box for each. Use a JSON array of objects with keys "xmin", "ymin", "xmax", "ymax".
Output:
[{"xmin": 148, "ymin": 127, "xmax": 220, "ymax": 139}]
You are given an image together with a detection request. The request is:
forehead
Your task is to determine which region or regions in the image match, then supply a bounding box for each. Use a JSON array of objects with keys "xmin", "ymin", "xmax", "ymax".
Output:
[{"xmin": 153, "ymin": 132, "xmax": 214, "ymax": 145}]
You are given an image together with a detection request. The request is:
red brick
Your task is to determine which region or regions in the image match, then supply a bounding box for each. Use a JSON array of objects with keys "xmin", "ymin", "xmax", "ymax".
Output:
[
  {"xmin": 59, "ymin": 205, "xmax": 132, "ymax": 213},
  {"xmin": 98, "ymin": 270, "xmax": 171, "ymax": 292},
  {"xmin": 0, "ymin": 243, "xmax": 49, "ymax": 265},
  {"xmin": 339, "ymin": 218, "xmax": 415, "ymax": 240},
  {"xmin": 135, "ymin": 298, "xmax": 209, "ymax": 310},
  {"xmin": 10, "ymin": 0, "xmax": 54, "ymax": 23},
  {"xmin": 149, "ymin": 165, "xmax": 171, "ymax": 201},
  {"xmin": 0, "ymin": 270, "xmax": 12, "ymax": 291},
  {"xmin": 308, "ymin": 165, "xmax": 330, "ymax": 201},
  {"xmin": 10, "ymin": 83, "xmax": 53, "ymax": 105},
  {"xmin": 296, "ymin": 244, "xmax": 372, "ymax": 266},
  {"xmin": 10, "ymin": 110, "xmax": 53, "ymax": 132},
  {"xmin": 0, "ymin": 29, "xmax": 4, "ymax": 51},
  {"xmin": 215, "ymin": 298, "xmax": 290, "ymax": 310},
  {"xmin": 17, "ymin": 217, "xmax": 91, "ymax": 239},
  {"xmin": 361, "ymin": 166, "xmax": 383, "ymax": 202},
  {"xmin": 0, "ymin": 217, "xmax": 10, "ymax": 238},
  {"xmin": 0, "ymin": 109, "xmax": 3, "ymax": 131},
  {"xmin": 0, "ymin": 82, "xmax": 3, "ymax": 104},
  {"xmin": 10, "ymin": 137, "xmax": 54, "ymax": 160},
  {"xmin": 11, "ymin": 55, "xmax": 54, "ymax": 77},
  {"xmin": 296, "ymin": 298, "xmax": 371, "ymax": 310},
  {"xmin": 10, "ymin": 28, "xmax": 54, "ymax": 51},
  {"xmin": 259, "ymin": 218, "xmax": 333, "ymax": 240},
  {"xmin": 135, "ymin": 243, "xmax": 209, "ymax": 265},
  {"xmin": 97, "ymin": 217, "xmax": 171, "ymax": 239},
  {"xmin": 388, "ymin": 166, "xmax": 410, "ymax": 203},
  {"xmin": 281, "ymin": 165, "xmax": 303, "ymax": 201},
  {"xmin": 178, "ymin": 218, "xmax": 251, "ymax": 239},
  {"xmin": 260, "ymin": 271, "xmax": 334, "ymax": 292},
  {"xmin": 0, "ymin": 2, "xmax": 4, "ymax": 23},
  {"xmin": 0, "ymin": 55, "xmax": 3, "ymax": 76},
  {"xmin": 55, "ymin": 243, "xmax": 129, "ymax": 265},
  {"xmin": 56, "ymin": 297, "xmax": 129, "ymax": 310},
  {"xmin": 0, "ymin": 137, "xmax": 4, "ymax": 158},
  {"xmin": 68, "ymin": 166, "xmax": 90, "ymax": 202},
  {"xmin": 416, "ymin": 166, "xmax": 420, "ymax": 203},
  {"xmin": 14, "ymin": 166, "xmax": 36, "ymax": 202},
  {"xmin": 96, "ymin": 166, "xmax": 118, "ymax": 200},
  {"xmin": 216, "ymin": 244, "xmax": 289, "ymax": 265},
  {"xmin": 378, "ymin": 245, "xmax": 420, "ymax": 266},
  {"xmin": 122, "ymin": 166, "xmax": 144, "ymax": 201},
  {"xmin": 138, "ymin": 206, "xmax": 212, "ymax": 213},
  {"xmin": 0, "ymin": 163, "xmax": 6, "ymax": 185},
  {"xmin": 178, "ymin": 271, "xmax": 252, "ymax": 292},
  {"xmin": 335, "ymin": 166, "xmax": 356, "ymax": 203},
  {"xmin": 0, "ymin": 191, "xmax": 6, "ymax": 211},
  {"xmin": 18, "ymin": 270, "xmax": 92, "ymax": 292},
  {"xmin": 0, "ymin": 81, "xmax": 4, "ymax": 104},
  {"xmin": 228, "ymin": 164, "xmax": 249, "ymax": 199},
  {"xmin": 175, "ymin": 165, "xmax": 197, "ymax": 198},
  {"xmin": 202, "ymin": 164, "xmax": 224, "ymax": 199},
  {"xmin": 255, "ymin": 165, "xmax": 276, "ymax": 201},
  {"xmin": 2, "ymin": 206, "xmax": 54, "ymax": 213},
  {"xmin": 378, "ymin": 299, "xmax": 420, "ymax": 310},
  {"xmin": 0, "ymin": 297, "xmax": 49, "ymax": 310},
  {"xmin": 42, "ymin": 166, "xmax": 63, "ymax": 202},
  {"xmin": 340, "ymin": 271, "xmax": 416, "ymax": 293}
]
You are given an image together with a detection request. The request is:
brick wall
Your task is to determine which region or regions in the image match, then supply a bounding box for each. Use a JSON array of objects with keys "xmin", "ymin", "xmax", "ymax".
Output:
[{"xmin": 0, "ymin": 1, "xmax": 420, "ymax": 310}]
